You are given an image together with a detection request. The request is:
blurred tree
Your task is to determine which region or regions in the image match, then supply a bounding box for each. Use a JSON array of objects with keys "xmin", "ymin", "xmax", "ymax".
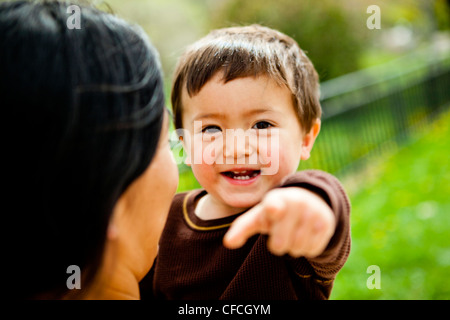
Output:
[
  {"xmin": 435, "ymin": 0, "xmax": 450, "ymax": 30},
  {"xmin": 107, "ymin": 0, "xmax": 210, "ymax": 84},
  {"xmin": 209, "ymin": 0, "xmax": 368, "ymax": 81}
]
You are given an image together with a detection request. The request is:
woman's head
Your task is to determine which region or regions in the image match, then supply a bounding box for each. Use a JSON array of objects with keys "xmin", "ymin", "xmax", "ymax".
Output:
[{"xmin": 1, "ymin": 1, "xmax": 178, "ymax": 299}]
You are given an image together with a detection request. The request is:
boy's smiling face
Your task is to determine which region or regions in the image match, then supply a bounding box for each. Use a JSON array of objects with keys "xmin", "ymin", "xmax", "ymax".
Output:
[{"xmin": 181, "ymin": 72, "xmax": 320, "ymax": 214}]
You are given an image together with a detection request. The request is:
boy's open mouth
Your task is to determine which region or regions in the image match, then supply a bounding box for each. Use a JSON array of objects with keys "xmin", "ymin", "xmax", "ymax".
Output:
[{"xmin": 221, "ymin": 170, "xmax": 261, "ymax": 180}]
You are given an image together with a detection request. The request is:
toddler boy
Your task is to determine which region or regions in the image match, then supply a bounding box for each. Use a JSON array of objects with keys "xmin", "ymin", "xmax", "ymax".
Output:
[{"xmin": 140, "ymin": 25, "xmax": 351, "ymax": 299}]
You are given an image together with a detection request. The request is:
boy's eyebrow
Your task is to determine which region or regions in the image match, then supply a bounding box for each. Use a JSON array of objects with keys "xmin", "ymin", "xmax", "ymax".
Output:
[
  {"xmin": 193, "ymin": 108, "xmax": 277, "ymax": 121},
  {"xmin": 244, "ymin": 108, "xmax": 278, "ymax": 116},
  {"xmin": 193, "ymin": 112, "xmax": 225, "ymax": 121}
]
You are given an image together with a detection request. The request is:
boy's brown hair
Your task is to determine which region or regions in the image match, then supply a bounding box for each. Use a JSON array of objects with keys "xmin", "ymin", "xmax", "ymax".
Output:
[{"xmin": 171, "ymin": 24, "xmax": 321, "ymax": 133}]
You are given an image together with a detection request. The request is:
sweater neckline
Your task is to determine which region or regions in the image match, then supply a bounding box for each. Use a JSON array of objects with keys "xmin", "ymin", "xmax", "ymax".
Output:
[{"xmin": 182, "ymin": 189, "xmax": 247, "ymax": 231}]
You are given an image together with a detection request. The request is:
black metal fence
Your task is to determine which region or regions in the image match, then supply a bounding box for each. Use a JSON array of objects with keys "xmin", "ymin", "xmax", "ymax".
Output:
[{"xmin": 300, "ymin": 48, "xmax": 450, "ymax": 176}]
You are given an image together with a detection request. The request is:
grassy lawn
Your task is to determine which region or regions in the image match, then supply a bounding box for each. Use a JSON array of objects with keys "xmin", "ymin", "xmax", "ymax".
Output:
[{"xmin": 331, "ymin": 110, "xmax": 450, "ymax": 299}]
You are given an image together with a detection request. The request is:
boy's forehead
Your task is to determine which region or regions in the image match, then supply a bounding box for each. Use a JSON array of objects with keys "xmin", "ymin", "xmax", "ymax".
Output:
[
  {"xmin": 183, "ymin": 72, "xmax": 277, "ymax": 102},
  {"xmin": 181, "ymin": 73, "xmax": 295, "ymax": 122}
]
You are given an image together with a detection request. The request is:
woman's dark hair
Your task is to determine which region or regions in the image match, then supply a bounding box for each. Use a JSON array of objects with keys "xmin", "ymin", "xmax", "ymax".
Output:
[{"xmin": 1, "ymin": 1, "xmax": 165, "ymax": 299}]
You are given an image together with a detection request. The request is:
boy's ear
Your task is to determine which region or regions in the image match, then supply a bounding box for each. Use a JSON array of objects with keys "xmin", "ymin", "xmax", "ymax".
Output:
[
  {"xmin": 300, "ymin": 119, "xmax": 321, "ymax": 160},
  {"xmin": 178, "ymin": 135, "xmax": 191, "ymax": 167}
]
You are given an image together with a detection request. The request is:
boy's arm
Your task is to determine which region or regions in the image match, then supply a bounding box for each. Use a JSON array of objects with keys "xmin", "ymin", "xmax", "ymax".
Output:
[
  {"xmin": 280, "ymin": 170, "xmax": 351, "ymax": 279},
  {"xmin": 224, "ymin": 170, "xmax": 351, "ymax": 279}
]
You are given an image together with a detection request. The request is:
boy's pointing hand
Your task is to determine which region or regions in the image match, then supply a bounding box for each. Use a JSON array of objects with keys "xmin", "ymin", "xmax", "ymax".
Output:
[{"xmin": 223, "ymin": 187, "xmax": 336, "ymax": 258}]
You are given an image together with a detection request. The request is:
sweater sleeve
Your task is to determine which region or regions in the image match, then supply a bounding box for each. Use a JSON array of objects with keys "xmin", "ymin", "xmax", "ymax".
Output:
[{"xmin": 279, "ymin": 170, "xmax": 351, "ymax": 281}]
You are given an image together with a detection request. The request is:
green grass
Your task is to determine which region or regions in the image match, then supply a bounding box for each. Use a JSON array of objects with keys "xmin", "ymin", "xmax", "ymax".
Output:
[{"xmin": 331, "ymin": 110, "xmax": 450, "ymax": 299}]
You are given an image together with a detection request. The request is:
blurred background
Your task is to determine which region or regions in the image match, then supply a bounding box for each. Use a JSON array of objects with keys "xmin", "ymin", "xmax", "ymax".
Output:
[
  {"xmin": 5, "ymin": 0, "xmax": 449, "ymax": 299},
  {"xmin": 108, "ymin": 0, "xmax": 450, "ymax": 300}
]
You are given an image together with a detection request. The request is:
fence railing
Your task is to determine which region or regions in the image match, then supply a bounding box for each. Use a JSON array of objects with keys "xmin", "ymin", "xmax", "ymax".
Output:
[{"xmin": 300, "ymin": 45, "xmax": 450, "ymax": 176}]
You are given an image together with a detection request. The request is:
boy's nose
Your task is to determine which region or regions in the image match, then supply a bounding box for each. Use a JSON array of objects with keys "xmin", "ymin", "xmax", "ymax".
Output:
[{"xmin": 223, "ymin": 129, "xmax": 255, "ymax": 160}]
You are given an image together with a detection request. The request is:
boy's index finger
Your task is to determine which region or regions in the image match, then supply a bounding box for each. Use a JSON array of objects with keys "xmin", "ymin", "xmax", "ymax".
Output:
[
  {"xmin": 223, "ymin": 203, "xmax": 267, "ymax": 249},
  {"xmin": 223, "ymin": 190, "xmax": 289, "ymax": 249},
  {"xmin": 260, "ymin": 190, "xmax": 287, "ymax": 221}
]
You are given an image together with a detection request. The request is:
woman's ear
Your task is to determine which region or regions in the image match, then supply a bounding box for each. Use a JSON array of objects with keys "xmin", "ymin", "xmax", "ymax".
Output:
[
  {"xmin": 300, "ymin": 119, "xmax": 321, "ymax": 160},
  {"xmin": 107, "ymin": 198, "xmax": 125, "ymax": 241},
  {"xmin": 107, "ymin": 223, "xmax": 119, "ymax": 240}
]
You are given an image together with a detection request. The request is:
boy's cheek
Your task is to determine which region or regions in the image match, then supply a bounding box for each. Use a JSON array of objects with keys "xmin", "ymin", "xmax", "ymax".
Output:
[
  {"xmin": 278, "ymin": 151, "xmax": 300, "ymax": 181},
  {"xmin": 191, "ymin": 162, "xmax": 217, "ymax": 186},
  {"xmin": 201, "ymin": 141, "xmax": 221, "ymax": 165},
  {"xmin": 260, "ymin": 140, "xmax": 300, "ymax": 179},
  {"xmin": 258, "ymin": 137, "xmax": 280, "ymax": 176},
  {"xmin": 188, "ymin": 135, "xmax": 223, "ymax": 166}
]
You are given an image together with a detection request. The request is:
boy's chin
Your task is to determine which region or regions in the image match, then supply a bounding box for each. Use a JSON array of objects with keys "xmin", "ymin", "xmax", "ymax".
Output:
[{"xmin": 221, "ymin": 194, "xmax": 263, "ymax": 211}]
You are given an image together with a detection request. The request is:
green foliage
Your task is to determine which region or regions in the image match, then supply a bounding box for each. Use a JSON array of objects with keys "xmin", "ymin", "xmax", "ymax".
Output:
[
  {"xmin": 331, "ymin": 111, "xmax": 450, "ymax": 299},
  {"xmin": 435, "ymin": 0, "xmax": 450, "ymax": 30}
]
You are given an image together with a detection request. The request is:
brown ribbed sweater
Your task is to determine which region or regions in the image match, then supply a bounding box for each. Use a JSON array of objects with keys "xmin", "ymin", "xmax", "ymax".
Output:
[{"xmin": 140, "ymin": 170, "xmax": 351, "ymax": 300}]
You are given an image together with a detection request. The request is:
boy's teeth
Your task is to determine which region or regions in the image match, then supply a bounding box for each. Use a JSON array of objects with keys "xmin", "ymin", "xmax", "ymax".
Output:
[
  {"xmin": 224, "ymin": 170, "xmax": 260, "ymax": 180},
  {"xmin": 234, "ymin": 175, "xmax": 250, "ymax": 180}
]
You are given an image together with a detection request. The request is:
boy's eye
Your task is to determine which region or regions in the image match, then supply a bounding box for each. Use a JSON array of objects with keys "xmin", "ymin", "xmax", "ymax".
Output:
[
  {"xmin": 202, "ymin": 125, "xmax": 222, "ymax": 134},
  {"xmin": 252, "ymin": 121, "xmax": 273, "ymax": 130}
]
